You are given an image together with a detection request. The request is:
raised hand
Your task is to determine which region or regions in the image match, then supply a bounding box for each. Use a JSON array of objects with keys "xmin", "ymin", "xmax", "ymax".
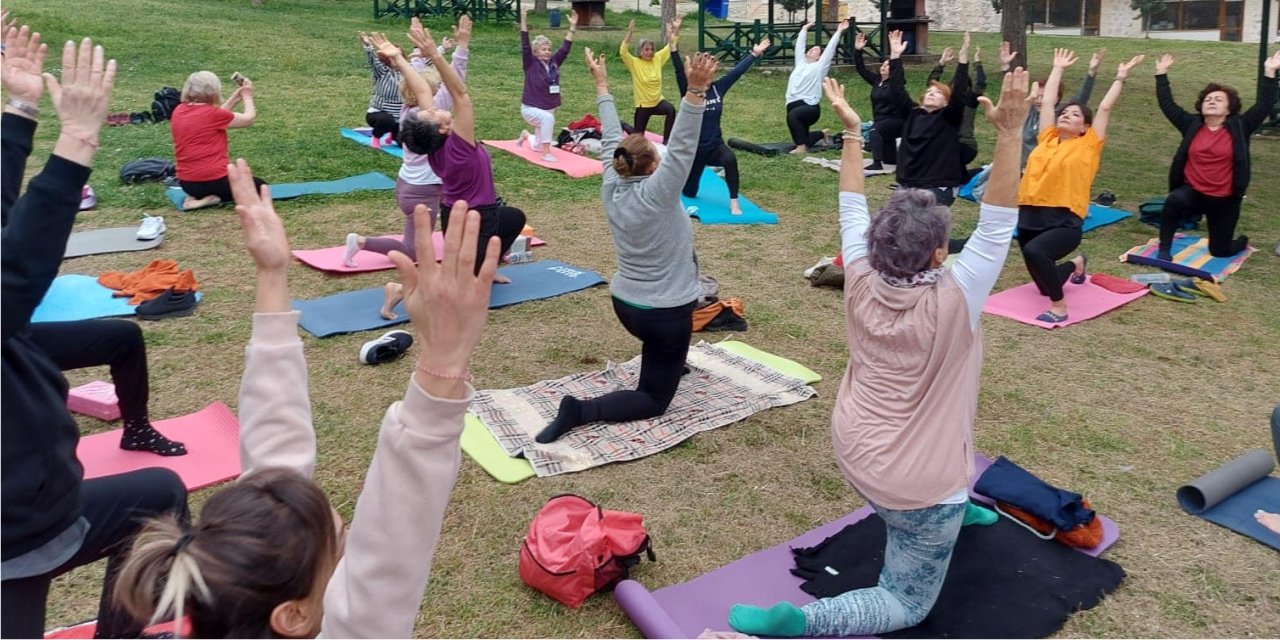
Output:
[
  {"xmin": 455, "ymin": 15, "xmax": 472, "ymax": 48},
  {"xmin": 836, "ymin": 19, "xmax": 850, "ymax": 33},
  {"xmin": 43, "ymin": 38, "xmax": 116, "ymax": 143},
  {"xmin": 229, "ymin": 159, "xmax": 289, "ymax": 274},
  {"xmin": 625, "ymin": 17, "xmax": 636, "ymax": 40},
  {"xmin": 973, "ymin": 45, "xmax": 981, "ymax": 63},
  {"xmin": 520, "ymin": 7, "xmax": 528, "ymax": 31},
  {"xmin": 822, "ymin": 77, "xmax": 861, "ymax": 129},
  {"xmin": 888, "ymin": 30, "xmax": 906, "ymax": 59},
  {"xmin": 1089, "ymin": 48, "xmax": 1106, "ymax": 74},
  {"xmin": 357, "ymin": 31, "xmax": 372, "ymax": 46},
  {"xmin": 1154, "ymin": 52, "xmax": 1173, "ymax": 74},
  {"xmin": 369, "ymin": 31, "xmax": 402, "ymax": 61},
  {"xmin": 408, "ymin": 17, "xmax": 438, "ymax": 59},
  {"xmin": 751, "ymin": 37, "xmax": 771, "ymax": 57},
  {"xmin": 1052, "ymin": 47, "xmax": 1078, "ymax": 69},
  {"xmin": 802, "ymin": 20, "xmax": 815, "ymax": 31},
  {"xmin": 1264, "ymin": 50, "xmax": 1280, "ymax": 76},
  {"xmin": 389, "ymin": 201, "xmax": 499, "ymax": 397},
  {"xmin": 684, "ymin": 51, "xmax": 719, "ymax": 91},
  {"xmin": 978, "ymin": 66, "xmax": 1031, "ymax": 136},
  {"xmin": 440, "ymin": 36, "xmax": 456, "ymax": 51},
  {"xmin": 584, "ymin": 46, "xmax": 607, "ymax": 87},
  {"xmin": 2, "ymin": 23, "xmax": 48, "ymax": 105},
  {"xmin": 999, "ymin": 40, "xmax": 1016, "ymax": 69},
  {"xmin": 569, "ymin": 9, "xmax": 579, "ymax": 28},
  {"xmin": 1115, "ymin": 54, "xmax": 1144, "ymax": 80},
  {"xmin": 959, "ymin": 30, "xmax": 970, "ymax": 53},
  {"xmin": 854, "ymin": 31, "xmax": 866, "ymax": 51},
  {"xmin": 939, "ymin": 46, "xmax": 955, "ymax": 65},
  {"xmin": 671, "ymin": 14, "xmax": 683, "ymax": 33}
]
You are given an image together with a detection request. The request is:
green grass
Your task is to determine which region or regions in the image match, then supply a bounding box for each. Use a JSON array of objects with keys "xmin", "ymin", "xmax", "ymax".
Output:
[{"xmin": 8, "ymin": 0, "xmax": 1280, "ymax": 637}]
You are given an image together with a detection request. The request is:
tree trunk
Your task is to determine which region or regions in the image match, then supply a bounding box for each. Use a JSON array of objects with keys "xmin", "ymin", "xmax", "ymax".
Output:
[
  {"xmin": 535, "ymin": 0, "xmax": 547, "ymax": 12},
  {"xmin": 823, "ymin": 0, "xmax": 840, "ymax": 24},
  {"xmin": 1001, "ymin": 0, "xmax": 1027, "ymax": 70},
  {"xmin": 660, "ymin": 0, "xmax": 678, "ymax": 43}
]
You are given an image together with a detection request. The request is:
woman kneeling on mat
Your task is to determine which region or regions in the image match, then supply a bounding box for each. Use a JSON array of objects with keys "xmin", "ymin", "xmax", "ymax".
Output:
[
  {"xmin": 517, "ymin": 7, "xmax": 576, "ymax": 162},
  {"xmin": 170, "ymin": 70, "xmax": 259, "ymax": 210},
  {"xmin": 1018, "ymin": 49, "xmax": 1142, "ymax": 323},
  {"xmin": 670, "ymin": 17, "xmax": 768, "ymax": 216},
  {"xmin": 1153, "ymin": 51, "xmax": 1279, "ymax": 261},
  {"xmin": 536, "ymin": 48, "xmax": 717, "ymax": 445},
  {"xmin": 729, "ymin": 70, "xmax": 1029, "ymax": 638},
  {"xmin": 852, "ymin": 30, "xmax": 907, "ymax": 171},
  {"xmin": 114, "ymin": 159, "xmax": 494, "ymax": 638},
  {"xmin": 886, "ymin": 30, "xmax": 969, "ymax": 206},
  {"xmin": 620, "ymin": 18, "xmax": 675, "ymax": 142},
  {"xmin": 785, "ymin": 19, "xmax": 847, "ymax": 154}
]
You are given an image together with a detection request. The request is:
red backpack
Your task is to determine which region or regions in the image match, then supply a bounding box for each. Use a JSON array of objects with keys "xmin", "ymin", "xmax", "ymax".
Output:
[{"xmin": 519, "ymin": 494, "xmax": 655, "ymax": 608}]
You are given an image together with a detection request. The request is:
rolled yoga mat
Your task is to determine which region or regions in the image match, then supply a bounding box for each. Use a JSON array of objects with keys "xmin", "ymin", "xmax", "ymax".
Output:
[{"xmin": 1177, "ymin": 449, "xmax": 1280, "ymax": 550}]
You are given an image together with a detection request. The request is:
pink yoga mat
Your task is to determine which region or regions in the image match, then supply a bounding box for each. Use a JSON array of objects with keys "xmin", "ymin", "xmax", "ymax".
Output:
[
  {"xmin": 483, "ymin": 139, "xmax": 604, "ymax": 178},
  {"xmin": 614, "ymin": 454, "xmax": 1121, "ymax": 639},
  {"xmin": 293, "ymin": 232, "xmax": 547, "ymax": 273},
  {"xmin": 46, "ymin": 620, "xmax": 183, "ymax": 639},
  {"xmin": 77, "ymin": 402, "xmax": 241, "ymax": 491},
  {"xmin": 983, "ymin": 276, "xmax": 1148, "ymax": 329}
]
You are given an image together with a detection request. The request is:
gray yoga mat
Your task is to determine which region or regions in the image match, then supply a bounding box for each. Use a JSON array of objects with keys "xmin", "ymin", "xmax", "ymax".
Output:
[
  {"xmin": 1178, "ymin": 449, "xmax": 1280, "ymax": 550},
  {"xmin": 64, "ymin": 227, "xmax": 162, "ymax": 258}
]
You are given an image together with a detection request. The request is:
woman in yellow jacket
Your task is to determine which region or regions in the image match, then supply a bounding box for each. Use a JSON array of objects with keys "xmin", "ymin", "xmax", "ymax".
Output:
[{"xmin": 620, "ymin": 17, "xmax": 675, "ymax": 142}]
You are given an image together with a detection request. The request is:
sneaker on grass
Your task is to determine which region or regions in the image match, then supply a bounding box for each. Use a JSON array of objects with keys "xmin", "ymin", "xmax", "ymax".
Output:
[
  {"xmin": 359, "ymin": 330, "xmax": 414, "ymax": 365},
  {"xmin": 136, "ymin": 215, "xmax": 166, "ymax": 241},
  {"xmin": 137, "ymin": 288, "xmax": 198, "ymax": 320}
]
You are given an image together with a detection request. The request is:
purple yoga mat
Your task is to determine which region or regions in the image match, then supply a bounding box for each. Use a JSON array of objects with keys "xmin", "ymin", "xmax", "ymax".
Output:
[{"xmin": 614, "ymin": 454, "xmax": 1121, "ymax": 638}]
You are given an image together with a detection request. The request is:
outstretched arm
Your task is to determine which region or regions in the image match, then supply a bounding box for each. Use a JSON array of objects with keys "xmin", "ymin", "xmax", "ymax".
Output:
[
  {"xmin": 1152, "ymin": 53, "xmax": 1193, "ymax": 130},
  {"xmin": 852, "ymin": 40, "xmax": 879, "ymax": 87},
  {"xmin": 816, "ymin": 19, "xmax": 847, "ymax": 74},
  {"xmin": 1, "ymin": 23, "xmax": 45, "ymax": 224},
  {"xmin": 1093, "ymin": 54, "xmax": 1144, "ymax": 140},
  {"xmin": 822, "ymin": 78, "xmax": 868, "ymax": 267},
  {"xmin": 717, "ymin": 38, "xmax": 767, "ymax": 94},
  {"xmin": 1241, "ymin": 50, "xmax": 1280, "ymax": 133},
  {"xmin": 671, "ymin": 46, "xmax": 688, "ymax": 95},
  {"xmin": 794, "ymin": 21, "xmax": 811, "ymax": 66},
  {"xmin": 410, "ymin": 17, "xmax": 473, "ymax": 143},
  {"xmin": 375, "ymin": 32, "xmax": 434, "ymax": 108},
  {"xmin": 646, "ymin": 53, "xmax": 712, "ymax": 193},
  {"xmin": 1040, "ymin": 48, "xmax": 1076, "ymax": 132},
  {"xmin": 586, "ymin": 48, "xmax": 622, "ymax": 167}
]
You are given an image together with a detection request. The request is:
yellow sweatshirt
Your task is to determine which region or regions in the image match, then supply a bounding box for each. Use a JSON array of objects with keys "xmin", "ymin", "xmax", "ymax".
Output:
[{"xmin": 619, "ymin": 40, "xmax": 672, "ymax": 108}]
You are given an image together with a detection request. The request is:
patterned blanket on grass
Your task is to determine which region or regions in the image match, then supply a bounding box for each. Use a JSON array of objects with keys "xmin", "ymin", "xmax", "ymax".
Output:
[{"xmin": 470, "ymin": 341, "xmax": 817, "ymax": 477}]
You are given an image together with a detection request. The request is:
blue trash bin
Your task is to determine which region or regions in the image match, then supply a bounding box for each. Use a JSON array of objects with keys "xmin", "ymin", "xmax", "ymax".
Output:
[{"xmin": 550, "ymin": 7, "xmax": 562, "ymax": 28}]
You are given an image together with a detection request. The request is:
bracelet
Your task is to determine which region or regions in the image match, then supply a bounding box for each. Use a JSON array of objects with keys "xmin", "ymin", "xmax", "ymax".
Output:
[
  {"xmin": 842, "ymin": 129, "xmax": 863, "ymax": 143},
  {"xmin": 76, "ymin": 136, "xmax": 100, "ymax": 149},
  {"xmin": 6, "ymin": 97, "xmax": 38, "ymax": 118},
  {"xmin": 415, "ymin": 363, "xmax": 473, "ymax": 382}
]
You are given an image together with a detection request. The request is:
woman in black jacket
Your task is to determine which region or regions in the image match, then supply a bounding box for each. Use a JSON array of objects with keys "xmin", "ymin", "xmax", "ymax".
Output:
[
  {"xmin": 852, "ymin": 30, "xmax": 908, "ymax": 171},
  {"xmin": 886, "ymin": 30, "xmax": 970, "ymax": 206},
  {"xmin": 1154, "ymin": 51, "xmax": 1279, "ymax": 260}
]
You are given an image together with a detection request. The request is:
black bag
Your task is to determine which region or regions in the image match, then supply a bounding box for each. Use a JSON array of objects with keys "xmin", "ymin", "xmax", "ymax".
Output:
[
  {"xmin": 120, "ymin": 158, "xmax": 175, "ymax": 184},
  {"xmin": 151, "ymin": 87, "xmax": 181, "ymax": 121}
]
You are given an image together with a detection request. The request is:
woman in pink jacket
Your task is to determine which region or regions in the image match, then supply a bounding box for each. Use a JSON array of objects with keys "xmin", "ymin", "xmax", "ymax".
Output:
[
  {"xmin": 729, "ymin": 67, "xmax": 1030, "ymax": 637},
  {"xmin": 112, "ymin": 160, "xmax": 498, "ymax": 638}
]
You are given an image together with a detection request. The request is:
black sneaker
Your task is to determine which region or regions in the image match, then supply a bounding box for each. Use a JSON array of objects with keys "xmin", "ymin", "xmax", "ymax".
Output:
[
  {"xmin": 359, "ymin": 330, "xmax": 413, "ymax": 365},
  {"xmin": 137, "ymin": 288, "xmax": 198, "ymax": 320}
]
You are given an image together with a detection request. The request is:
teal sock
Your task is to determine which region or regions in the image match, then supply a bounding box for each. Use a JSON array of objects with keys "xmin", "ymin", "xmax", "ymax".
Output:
[
  {"xmin": 963, "ymin": 501, "xmax": 998, "ymax": 526},
  {"xmin": 728, "ymin": 602, "xmax": 807, "ymax": 637}
]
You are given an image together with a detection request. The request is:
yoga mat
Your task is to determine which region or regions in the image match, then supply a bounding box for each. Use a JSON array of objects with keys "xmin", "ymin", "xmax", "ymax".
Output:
[
  {"xmin": 293, "ymin": 232, "xmax": 546, "ymax": 273},
  {"xmin": 1178, "ymin": 449, "xmax": 1280, "ymax": 550},
  {"xmin": 76, "ymin": 402, "xmax": 241, "ymax": 491},
  {"xmin": 340, "ymin": 126, "xmax": 404, "ymax": 158},
  {"xmin": 294, "ymin": 260, "xmax": 606, "ymax": 337},
  {"xmin": 64, "ymin": 227, "xmax": 163, "ymax": 258},
  {"xmin": 613, "ymin": 454, "xmax": 1121, "ymax": 639},
  {"xmin": 45, "ymin": 620, "xmax": 182, "ymax": 639},
  {"xmin": 31, "ymin": 275, "xmax": 203, "ymax": 323},
  {"xmin": 715, "ymin": 340, "xmax": 822, "ymax": 384},
  {"xmin": 1007, "ymin": 204, "xmax": 1133, "ymax": 237},
  {"xmin": 983, "ymin": 276, "xmax": 1147, "ymax": 329},
  {"xmin": 482, "ymin": 139, "xmax": 604, "ymax": 178},
  {"xmin": 1121, "ymin": 233, "xmax": 1255, "ymax": 282},
  {"xmin": 683, "ymin": 168, "xmax": 778, "ymax": 225},
  {"xmin": 164, "ymin": 172, "xmax": 396, "ymax": 210},
  {"xmin": 728, "ymin": 138, "xmax": 840, "ymax": 156},
  {"xmin": 460, "ymin": 413, "xmax": 536, "ymax": 483},
  {"xmin": 802, "ymin": 156, "xmax": 892, "ymax": 177}
]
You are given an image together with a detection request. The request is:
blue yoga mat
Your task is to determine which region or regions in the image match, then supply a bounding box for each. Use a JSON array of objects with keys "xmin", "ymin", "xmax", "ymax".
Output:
[
  {"xmin": 1197, "ymin": 477, "xmax": 1280, "ymax": 551},
  {"xmin": 294, "ymin": 260, "xmax": 606, "ymax": 337},
  {"xmin": 340, "ymin": 127, "xmax": 404, "ymax": 158},
  {"xmin": 165, "ymin": 171, "xmax": 396, "ymax": 210},
  {"xmin": 682, "ymin": 168, "xmax": 777, "ymax": 225},
  {"xmin": 32, "ymin": 274, "xmax": 202, "ymax": 323},
  {"xmin": 1010, "ymin": 204, "xmax": 1132, "ymax": 238}
]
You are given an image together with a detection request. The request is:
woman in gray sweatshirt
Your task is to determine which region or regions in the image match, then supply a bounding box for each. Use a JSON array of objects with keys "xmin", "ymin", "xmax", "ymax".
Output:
[{"xmin": 536, "ymin": 47, "xmax": 718, "ymax": 444}]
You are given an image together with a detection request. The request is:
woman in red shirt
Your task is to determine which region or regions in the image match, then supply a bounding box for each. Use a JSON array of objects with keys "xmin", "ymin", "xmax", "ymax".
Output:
[
  {"xmin": 1154, "ymin": 51, "xmax": 1279, "ymax": 260},
  {"xmin": 170, "ymin": 71, "xmax": 260, "ymax": 210}
]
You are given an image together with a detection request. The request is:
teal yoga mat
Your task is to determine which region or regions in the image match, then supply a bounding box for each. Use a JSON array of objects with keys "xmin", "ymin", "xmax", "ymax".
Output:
[
  {"xmin": 682, "ymin": 168, "xmax": 778, "ymax": 225},
  {"xmin": 340, "ymin": 127, "xmax": 404, "ymax": 158},
  {"xmin": 294, "ymin": 260, "xmax": 606, "ymax": 337},
  {"xmin": 1009, "ymin": 204, "xmax": 1132, "ymax": 238},
  {"xmin": 165, "ymin": 172, "xmax": 396, "ymax": 210},
  {"xmin": 32, "ymin": 275, "xmax": 202, "ymax": 323}
]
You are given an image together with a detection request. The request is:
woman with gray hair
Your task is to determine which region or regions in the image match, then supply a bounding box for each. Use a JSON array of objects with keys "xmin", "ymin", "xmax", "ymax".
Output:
[
  {"xmin": 517, "ymin": 6, "xmax": 576, "ymax": 162},
  {"xmin": 170, "ymin": 70, "xmax": 259, "ymax": 210},
  {"xmin": 728, "ymin": 66, "xmax": 1031, "ymax": 638},
  {"xmin": 620, "ymin": 17, "xmax": 675, "ymax": 142}
]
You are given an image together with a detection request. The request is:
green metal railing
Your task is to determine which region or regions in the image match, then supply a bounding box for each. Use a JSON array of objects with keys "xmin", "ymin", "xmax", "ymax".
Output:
[
  {"xmin": 696, "ymin": 18, "xmax": 886, "ymax": 65},
  {"xmin": 374, "ymin": 0, "xmax": 520, "ymax": 22}
]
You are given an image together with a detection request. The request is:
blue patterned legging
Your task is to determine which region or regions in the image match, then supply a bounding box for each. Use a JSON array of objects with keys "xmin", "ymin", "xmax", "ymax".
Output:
[{"xmin": 802, "ymin": 502, "xmax": 966, "ymax": 636}]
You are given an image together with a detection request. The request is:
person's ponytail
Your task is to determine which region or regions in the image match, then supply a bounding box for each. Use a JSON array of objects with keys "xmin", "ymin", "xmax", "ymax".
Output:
[{"xmin": 113, "ymin": 515, "xmax": 212, "ymax": 635}]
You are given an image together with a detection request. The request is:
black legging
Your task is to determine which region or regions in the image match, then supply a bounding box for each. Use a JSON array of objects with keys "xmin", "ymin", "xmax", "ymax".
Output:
[
  {"xmin": 786, "ymin": 100, "xmax": 824, "ymax": 148},
  {"xmin": 870, "ymin": 116, "xmax": 903, "ymax": 165},
  {"xmin": 180, "ymin": 175, "xmax": 266, "ymax": 203},
  {"xmin": 683, "ymin": 144, "xmax": 740, "ymax": 199},
  {"xmin": 440, "ymin": 202, "xmax": 527, "ymax": 275},
  {"xmin": 1018, "ymin": 206, "xmax": 1084, "ymax": 303},
  {"xmin": 634, "ymin": 100, "xmax": 676, "ymax": 143},
  {"xmin": 1159, "ymin": 184, "xmax": 1246, "ymax": 258},
  {"xmin": 365, "ymin": 109, "xmax": 399, "ymax": 143},
  {"xmin": 579, "ymin": 298, "xmax": 695, "ymax": 422},
  {"xmin": 31, "ymin": 320, "xmax": 148, "ymax": 422},
  {"xmin": 0, "ymin": 468, "xmax": 188, "ymax": 639}
]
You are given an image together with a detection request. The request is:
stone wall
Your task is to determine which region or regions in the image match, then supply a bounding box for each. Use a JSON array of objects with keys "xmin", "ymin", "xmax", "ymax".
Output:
[
  {"xmin": 925, "ymin": 0, "xmax": 1002, "ymax": 31},
  {"xmin": 1242, "ymin": 0, "xmax": 1280, "ymax": 43},
  {"xmin": 1098, "ymin": 0, "xmax": 1143, "ymax": 37}
]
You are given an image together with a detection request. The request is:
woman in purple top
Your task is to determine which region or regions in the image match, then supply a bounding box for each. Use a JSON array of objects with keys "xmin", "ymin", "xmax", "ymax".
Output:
[
  {"xmin": 399, "ymin": 18, "xmax": 527, "ymax": 284},
  {"xmin": 518, "ymin": 7, "xmax": 577, "ymax": 162}
]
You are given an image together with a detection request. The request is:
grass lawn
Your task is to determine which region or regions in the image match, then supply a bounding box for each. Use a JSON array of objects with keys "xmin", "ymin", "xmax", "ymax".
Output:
[{"xmin": 8, "ymin": 0, "xmax": 1280, "ymax": 636}]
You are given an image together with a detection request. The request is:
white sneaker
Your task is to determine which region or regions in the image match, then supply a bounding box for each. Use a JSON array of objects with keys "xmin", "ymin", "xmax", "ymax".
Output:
[
  {"xmin": 542, "ymin": 153, "xmax": 557, "ymax": 163},
  {"xmin": 136, "ymin": 216, "xmax": 166, "ymax": 240},
  {"xmin": 343, "ymin": 233, "xmax": 361, "ymax": 267}
]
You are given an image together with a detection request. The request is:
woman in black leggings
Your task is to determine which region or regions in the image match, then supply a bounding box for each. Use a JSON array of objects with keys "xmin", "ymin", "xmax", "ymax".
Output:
[{"xmin": 852, "ymin": 30, "xmax": 907, "ymax": 170}]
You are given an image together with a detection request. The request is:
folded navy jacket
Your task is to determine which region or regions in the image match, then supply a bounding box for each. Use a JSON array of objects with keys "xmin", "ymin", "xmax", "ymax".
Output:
[{"xmin": 974, "ymin": 456, "xmax": 1096, "ymax": 530}]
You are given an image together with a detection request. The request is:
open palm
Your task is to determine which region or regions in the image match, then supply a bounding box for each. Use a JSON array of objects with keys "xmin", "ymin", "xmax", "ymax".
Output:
[{"xmin": 2, "ymin": 25, "xmax": 48, "ymax": 103}]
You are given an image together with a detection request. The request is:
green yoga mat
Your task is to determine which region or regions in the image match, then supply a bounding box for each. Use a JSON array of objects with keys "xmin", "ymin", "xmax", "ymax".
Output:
[{"xmin": 460, "ymin": 341, "xmax": 821, "ymax": 483}]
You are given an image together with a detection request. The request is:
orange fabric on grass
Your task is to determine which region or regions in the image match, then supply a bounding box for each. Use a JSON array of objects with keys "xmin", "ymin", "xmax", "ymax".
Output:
[
  {"xmin": 98, "ymin": 259, "xmax": 200, "ymax": 304},
  {"xmin": 997, "ymin": 498, "xmax": 1104, "ymax": 549}
]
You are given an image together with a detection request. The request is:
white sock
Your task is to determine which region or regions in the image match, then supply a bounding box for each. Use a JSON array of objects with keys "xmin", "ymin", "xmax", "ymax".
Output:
[{"xmin": 344, "ymin": 233, "xmax": 361, "ymax": 267}]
